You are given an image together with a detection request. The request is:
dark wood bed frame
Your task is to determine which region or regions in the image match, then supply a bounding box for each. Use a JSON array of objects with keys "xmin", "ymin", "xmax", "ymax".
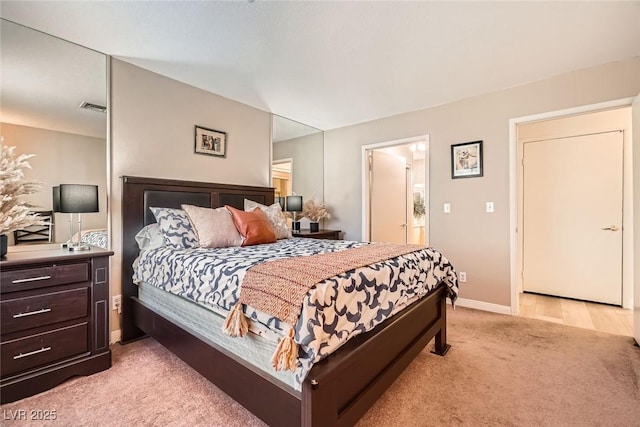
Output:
[{"xmin": 120, "ymin": 175, "xmax": 450, "ymax": 427}]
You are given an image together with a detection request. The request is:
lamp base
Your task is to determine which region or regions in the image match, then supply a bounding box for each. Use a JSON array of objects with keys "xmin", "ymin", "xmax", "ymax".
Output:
[
  {"xmin": 68, "ymin": 243, "xmax": 91, "ymax": 251},
  {"xmin": 292, "ymin": 221, "xmax": 301, "ymax": 232}
]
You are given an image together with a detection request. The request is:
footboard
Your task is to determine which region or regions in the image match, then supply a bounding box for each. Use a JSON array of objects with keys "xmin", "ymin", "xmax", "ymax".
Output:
[
  {"xmin": 131, "ymin": 282, "xmax": 449, "ymax": 427},
  {"xmin": 301, "ymin": 284, "xmax": 449, "ymax": 426}
]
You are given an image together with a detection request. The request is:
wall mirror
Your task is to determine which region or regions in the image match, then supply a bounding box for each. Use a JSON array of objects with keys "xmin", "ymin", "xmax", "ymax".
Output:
[
  {"xmin": 0, "ymin": 19, "xmax": 108, "ymax": 248},
  {"xmin": 271, "ymin": 115, "xmax": 324, "ymax": 229}
]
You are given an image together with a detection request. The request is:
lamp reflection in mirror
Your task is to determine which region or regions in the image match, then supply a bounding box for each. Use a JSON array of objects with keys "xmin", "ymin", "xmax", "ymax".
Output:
[
  {"xmin": 52, "ymin": 186, "xmax": 72, "ymax": 248},
  {"xmin": 286, "ymin": 195, "xmax": 303, "ymax": 232},
  {"xmin": 275, "ymin": 197, "xmax": 286, "ymax": 211},
  {"xmin": 57, "ymin": 184, "xmax": 99, "ymax": 251}
]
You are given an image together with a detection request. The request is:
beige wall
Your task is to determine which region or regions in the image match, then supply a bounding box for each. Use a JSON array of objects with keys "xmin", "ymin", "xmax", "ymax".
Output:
[
  {"xmin": 273, "ymin": 132, "xmax": 324, "ymax": 200},
  {"xmin": 324, "ymin": 57, "xmax": 640, "ymax": 308},
  {"xmin": 109, "ymin": 59, "xmax": 271, "ymax": 337},
  {"xmin": 273, "ymin": 132, "xmax": 324, "ymax": 229},
  {"xmin": 1, "ymin": 122, "xmax": 107, "ymax": 244}
]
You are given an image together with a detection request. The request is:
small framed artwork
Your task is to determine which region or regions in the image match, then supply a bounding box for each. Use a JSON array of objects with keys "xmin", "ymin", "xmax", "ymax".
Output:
[
  {"xmin": 451, "ymin": 140, "xmax": 483, "ymax": 179},
  {"xmin": 195, "ymin": 125, "xmax": 227, "ymax": 157}
]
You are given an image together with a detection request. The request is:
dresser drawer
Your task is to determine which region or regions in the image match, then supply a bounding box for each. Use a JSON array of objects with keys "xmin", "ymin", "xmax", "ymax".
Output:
[
  {"xmin": 1, "ymin": 287, "xmax": 89, "ymax": 335},
  {"xmin": 1, "ymin": 323, "xmax": 88, "ymax": 377},
  {"xmin": 1, "ymin": 263, "xmax": 89, "ymax": 292}
]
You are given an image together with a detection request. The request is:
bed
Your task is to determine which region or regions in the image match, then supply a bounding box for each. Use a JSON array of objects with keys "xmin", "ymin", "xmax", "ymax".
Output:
[
  {"xmin": 73, "ymin": 229, "xmax": 108, "ymax": 249},
  {"xmin": 120, "ymin": 176, "xmax": 457, "ymax": 427}
]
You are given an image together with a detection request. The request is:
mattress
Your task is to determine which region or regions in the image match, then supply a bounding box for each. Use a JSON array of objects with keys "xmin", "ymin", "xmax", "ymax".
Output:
[{"xmin": 138, "ymin": 281, "xmax": 297, "ymax": 389}]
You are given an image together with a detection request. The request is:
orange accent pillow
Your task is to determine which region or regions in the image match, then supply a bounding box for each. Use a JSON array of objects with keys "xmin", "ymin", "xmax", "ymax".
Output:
[{"xmin": 226, "ymin": 205, "xmax": 277, "ymax": 246}]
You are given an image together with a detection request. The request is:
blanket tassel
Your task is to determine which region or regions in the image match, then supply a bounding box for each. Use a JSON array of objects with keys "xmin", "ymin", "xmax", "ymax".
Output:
[
  {"xmin": 271, "ymin": 328, "xmax": 298, "ymax": 372},
  {"xmin": 223, "ymin": 302, "xmax": 248, "ymax": 337}
]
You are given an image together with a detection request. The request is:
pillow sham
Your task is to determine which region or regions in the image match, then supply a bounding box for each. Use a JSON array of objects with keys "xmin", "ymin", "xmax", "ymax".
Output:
[
  {"xmin": 134, "ymin": 223, "xmax": 166, "ymax": 251},
  {"xmin": 226, "ymin": 205, "xmax": 277, "ymax": 246},
  {"xmin": 149, "ymin": 207, "xmax": 198, "ymax": 248},
  {"xmin": 244, "ymin": 199, "xmax": 292, "ymax": 240},
  {"xmin": 181, "ymin": 204, "xmax": 243, "ymax": 248}
]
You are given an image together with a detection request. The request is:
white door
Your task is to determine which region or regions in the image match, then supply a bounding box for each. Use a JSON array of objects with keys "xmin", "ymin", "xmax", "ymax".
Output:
[
  {"xmin": 522, "ymin": 131, "xmax": 623, "ymax": 305},
  {"xmin": 370, "ymin": 150, "xmax": 407, "ymax": 243}
]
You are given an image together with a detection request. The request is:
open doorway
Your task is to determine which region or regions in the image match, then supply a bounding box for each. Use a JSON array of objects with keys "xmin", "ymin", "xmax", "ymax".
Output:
[
  {"xmin": 272, "ymin": 158, "xmax": 292, "ymax": 199},
  {"xmin": 362, "ymin": 135, "xmax": 429, "ymax": 245},
  {"xmin": 510, "ymin": 100, "xmax": 634, "ymax": 336}
]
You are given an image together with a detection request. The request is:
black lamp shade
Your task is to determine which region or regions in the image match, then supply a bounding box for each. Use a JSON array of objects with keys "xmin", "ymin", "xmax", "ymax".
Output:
[
  {"xmin": 59, "ymin": 184, "xmax": 99, "ymax": 213},
  {"xmin": 275, "ymin": 197, "xmax": 285, "ymax": 211},
  {"xmin": 52, "ymin": 186, "xmax": 61, "ymax": 212},
  {"xmin": 286, "ymin": 195, "xmax": 303, "ymax": 212}
]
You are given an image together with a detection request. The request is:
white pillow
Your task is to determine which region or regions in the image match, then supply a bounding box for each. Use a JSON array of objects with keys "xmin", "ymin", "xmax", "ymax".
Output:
[
  {"xmin": 244, "ymin": 199, "xmax": 291, "ymax": 239},
  {"xmin": 182, "ymin": 204, "xmax": 244, "ymax": 248},
  {"xmin": 134, "ymin": 223, "xmax": 166, "ymax": 251}
]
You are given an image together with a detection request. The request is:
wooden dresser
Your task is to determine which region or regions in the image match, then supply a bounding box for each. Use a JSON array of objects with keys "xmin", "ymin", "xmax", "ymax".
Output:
[
  {"xmin": 0, "ymin": 247, "xmax": 114, "ymax": 403},
  {"xmin": 292, "ymin": 229, "xmax": 341, "ymax": 240}
]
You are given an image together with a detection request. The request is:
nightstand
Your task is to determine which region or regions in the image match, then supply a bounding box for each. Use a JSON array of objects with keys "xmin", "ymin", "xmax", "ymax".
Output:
[
  {"xmin": 0, "ymin": 247, "xmax": 114, "ymax": 403},
  {"xmin": 292, "ymin": 229, "xmax": 341, "ymax": 240}
]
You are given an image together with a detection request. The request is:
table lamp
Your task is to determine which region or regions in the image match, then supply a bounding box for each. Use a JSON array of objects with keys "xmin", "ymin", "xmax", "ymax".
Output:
[
  {"xmin": 58, "ymin": 184, "xmax": 99, "ymax": 251},
  {"xmin": 286, "ymin": 195, "xmax": 303, "ymax": 232},
  {"xmin": 52, "ymin": 186, "xmax": 72, "ymax": 248}
]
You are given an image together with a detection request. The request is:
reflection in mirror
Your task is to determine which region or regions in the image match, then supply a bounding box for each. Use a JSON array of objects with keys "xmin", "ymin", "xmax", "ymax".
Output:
[
  {"xmin": 272, "ymin": 115, "xmax": 324, "ymax": 229},
  {"xmin": 0, "ymin": 19, "xmax": 108, "ymax": 248}
]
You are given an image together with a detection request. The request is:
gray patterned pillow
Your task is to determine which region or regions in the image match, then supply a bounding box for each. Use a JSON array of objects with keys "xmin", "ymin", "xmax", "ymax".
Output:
[
  {"xmin": 244, "ymin": 199, "xmax": 291, "ymax": 239},
  {"xmin": 149, "ymin": 207, "xmax": 198, "ymax": 248},
  {"xmin": 134, "ymin": 223, "xmax": 166, "ymax": 251}
]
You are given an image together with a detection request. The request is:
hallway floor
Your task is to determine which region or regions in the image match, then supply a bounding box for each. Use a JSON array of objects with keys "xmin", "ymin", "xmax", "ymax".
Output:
[{"xmin": 519, "ymin": 292, "xmax": 633, "ymax": 337}]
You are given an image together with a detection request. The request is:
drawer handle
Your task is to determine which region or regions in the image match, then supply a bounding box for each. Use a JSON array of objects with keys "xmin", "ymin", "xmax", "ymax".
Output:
[
  {"xmin": 13, "ymin": 346, "xmax": 52, "ymax": 360},
  {"xmin": 12, "ymin": 275, "xmax": 52, "ymax": 284},
  {"xmin": 13, "ymin": 308, "xmax": 52, "ymax": 318}
]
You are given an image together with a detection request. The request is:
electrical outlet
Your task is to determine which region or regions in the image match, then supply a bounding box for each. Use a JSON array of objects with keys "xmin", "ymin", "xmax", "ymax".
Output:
[
  {"xmin": 444, "ymin": 203, "xmax": 451, "ymax": 213},
  {"xmin": 112, "ymin": 295, "xmax": 122, "ymax": 312},
  {"xmin": 459, "ymin": 272, "xmax": 467, "ymax": 283}
]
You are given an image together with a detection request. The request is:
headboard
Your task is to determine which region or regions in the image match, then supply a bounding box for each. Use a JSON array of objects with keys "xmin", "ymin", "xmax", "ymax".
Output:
[{"xmin": 120, "ymin": 176, "xmax": 275, "ymax": 342}]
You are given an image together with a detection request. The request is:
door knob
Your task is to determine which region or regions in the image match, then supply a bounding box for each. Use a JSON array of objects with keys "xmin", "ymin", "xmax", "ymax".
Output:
[{"xmin": 601, "ymin": 225, "xmax": 619, "ymax": 231}]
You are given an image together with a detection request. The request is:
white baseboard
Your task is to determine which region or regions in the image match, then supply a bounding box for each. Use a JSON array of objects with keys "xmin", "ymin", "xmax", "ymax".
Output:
[
  {"xmin": 449, "ymin": 297, "xmax": 512, "ymax": 315},
  {"xmin": 110, "ymin": 329, "xmax": 121, "ymax": 344}
]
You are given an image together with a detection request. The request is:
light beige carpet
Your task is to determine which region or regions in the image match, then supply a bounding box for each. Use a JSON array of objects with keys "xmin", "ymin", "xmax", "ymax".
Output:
[{"xmin": 2, "ymin": 307, "xmax": 638, "ymax": 426}]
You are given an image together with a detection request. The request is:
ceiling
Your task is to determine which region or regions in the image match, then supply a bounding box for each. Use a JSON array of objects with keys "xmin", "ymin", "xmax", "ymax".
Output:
[
  {"xmin": 1, "ymin": 20, "xmax": 107, "ymax": 139},
  {"xmin": 1, "ymin": 1, "xmax": 639, "ymax": 132}
]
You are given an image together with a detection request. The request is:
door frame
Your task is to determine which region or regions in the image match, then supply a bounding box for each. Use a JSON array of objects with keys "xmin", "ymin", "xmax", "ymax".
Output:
[
  {"xmin": 361, "ymin": 135, "xmax": 430, "ymax": 242},
  {"xmin": 509, "ymin": 98, "xmax": 635, "ymax": 315}
]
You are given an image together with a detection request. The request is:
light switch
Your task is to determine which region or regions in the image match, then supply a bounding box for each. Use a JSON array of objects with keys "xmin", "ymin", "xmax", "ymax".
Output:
[
  {"xmin": 486, "ymin": 202, "xmax": 494, "ymax": 213},
  {"xmin": 444, "ymin": 203, "xmax": 451, "ymax": 213}
]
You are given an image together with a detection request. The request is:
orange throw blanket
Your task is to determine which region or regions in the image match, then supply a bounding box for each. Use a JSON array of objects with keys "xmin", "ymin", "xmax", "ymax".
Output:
[{"xmin": 224, "ymin": 242, "xmax": 423, "ymax": 371}]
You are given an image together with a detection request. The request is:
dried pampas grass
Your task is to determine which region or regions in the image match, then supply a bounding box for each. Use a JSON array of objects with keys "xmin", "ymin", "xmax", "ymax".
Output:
[{"xmin": 0, "ymin": 143, "xmax": 44, "ymax": 234}]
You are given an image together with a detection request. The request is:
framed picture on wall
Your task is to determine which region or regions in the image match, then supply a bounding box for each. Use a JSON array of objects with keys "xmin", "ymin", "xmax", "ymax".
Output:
[
  {"xmin": 195, "ymin": 125, "xmax": 227, "ymax": 157},
  {"xmin": 451, "ymin": 140, "xmax": 483, "ymax": 179}
]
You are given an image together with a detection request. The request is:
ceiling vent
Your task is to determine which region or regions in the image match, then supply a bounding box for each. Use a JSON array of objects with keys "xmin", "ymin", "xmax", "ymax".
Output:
[{"xmin": 79, "ymin": 101, "xmax": 107, "ymax": 113}]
